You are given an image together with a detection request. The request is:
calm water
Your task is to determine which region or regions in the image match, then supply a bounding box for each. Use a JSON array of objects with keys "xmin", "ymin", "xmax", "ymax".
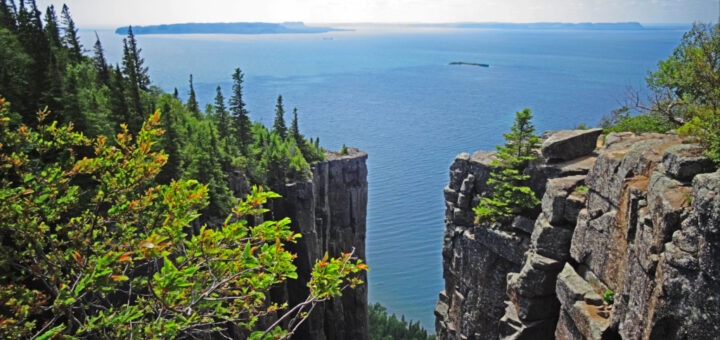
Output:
[{"xmin": 83, "ymin": 26, "xmax": 686, "ymax": 329}]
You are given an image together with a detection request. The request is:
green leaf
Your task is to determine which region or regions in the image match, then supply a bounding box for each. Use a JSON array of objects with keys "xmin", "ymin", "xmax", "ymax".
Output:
[{"xmin": 36, "ymin": 324, "xmax": 66, "ymax": 340}]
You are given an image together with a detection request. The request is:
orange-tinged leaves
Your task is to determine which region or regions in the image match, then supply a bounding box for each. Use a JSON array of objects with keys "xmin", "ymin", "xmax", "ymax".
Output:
[
  {"xmin": 357, "ymin": 263, "xmax": 369, "ymax": 271},
  {"xmin": 118, "ymin": 252, "xmax": 133, "ymax": 263},
  {"xmin": 71, "ymin": 251, "xmax": 82, "ymax": 265},
  {"xmin": 111, "ymin": 275, "xmax": 129, "ymax": 282}
]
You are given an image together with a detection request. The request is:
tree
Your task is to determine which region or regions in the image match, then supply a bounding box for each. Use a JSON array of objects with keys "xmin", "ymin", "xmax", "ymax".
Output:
[
  {"xmin": 42, "ymin": 4, "xmax": 60, "ymax": 50},
  {"xmin": 273, "ymin": 95, "xmax": 287, "ymax": 139},
  {"xmin": 0, "ymin": 100, "xmax": 367, "ymax": 339},
  {"xmin": 121, "ymin": 25, "xmax": 150, "ymax": 131},
  {"xmin": 645, "ymin": 23, "xmax": 720, "ymax": 164},
  {"xmin": 155, "ymin": 98, "xmax": 183, "ymax": 184},
  {"xmin": 109, "ymin": 64, "xmax": 130, "ymax": 128},
  {"xmin": 186, "ymin": 74, "xmax": 200, "ymax": 118},
  {"xmin": 213, "ymin": 85, "xmax": 230, "ymax": 139},
  {"xmin": 92, "ymin": 32, "xmax": 110, "ymax": 86},
  {"xmin": 60, "ymin": 4, "xmax": 81, "ymax": 63},
  {"xmin": 0, "ymin": 0, "xmax": 18, "ymax": 31},
  {"xmin": 229, "ymin": 68, "xmax": 252, "ymax": 155},
  {"xmin": 474, "ymin": 108, "xmax": 541, "ymax": 223}
]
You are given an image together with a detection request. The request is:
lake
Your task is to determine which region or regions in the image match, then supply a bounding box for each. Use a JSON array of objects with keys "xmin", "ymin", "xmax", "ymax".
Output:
[{"xmin": 83, "ymin": 25, "xmax": 686, "ymax": 329}]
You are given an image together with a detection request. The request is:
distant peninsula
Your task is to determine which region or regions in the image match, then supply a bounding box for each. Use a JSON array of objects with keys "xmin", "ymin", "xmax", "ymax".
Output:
[
  {"xmin": 115, "ymin": 22, "xmax": 349, "ymax": 35},
  {"xmin": 450, "ymin": 22, "xmax": 644, "ymax": 30}
]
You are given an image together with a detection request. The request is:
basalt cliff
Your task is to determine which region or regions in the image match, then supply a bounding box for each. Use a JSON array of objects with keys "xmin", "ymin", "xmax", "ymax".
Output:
[
  {"xmin": 435, "ymin": 130, "xmax": 719, "ymax": 339},
  {"xmin": 271, "ymin": 148, "xmax": 369, "ymax": 340}
]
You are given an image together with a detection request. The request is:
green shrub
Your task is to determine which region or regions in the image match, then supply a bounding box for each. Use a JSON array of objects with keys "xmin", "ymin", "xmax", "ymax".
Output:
[
  {"xmin": 369, "ymin": 303, "xmax": 435, "ymax": 340},
  {"xmin": 474, "ymin": 108, "xmax": 541, "ymax": 223},
  {"xmin": 602, "ymin": 289, "xmax": 615, "ymax": 305}
]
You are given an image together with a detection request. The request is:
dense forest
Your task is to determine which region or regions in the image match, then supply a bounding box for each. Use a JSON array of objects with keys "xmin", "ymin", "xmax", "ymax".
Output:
[
  {"xmin": 0, "ymin": 0, "xmax": 325, "ymax": 223},
  {"xmin": 0, "ymin": 1, "xmax": 371, "ymax": 338}
]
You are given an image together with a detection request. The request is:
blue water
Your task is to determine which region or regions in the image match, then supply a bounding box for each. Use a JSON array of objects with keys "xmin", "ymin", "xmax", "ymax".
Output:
[{"xmin": 83, "ymin": 26, "xmax": 686, "ymax": 329}]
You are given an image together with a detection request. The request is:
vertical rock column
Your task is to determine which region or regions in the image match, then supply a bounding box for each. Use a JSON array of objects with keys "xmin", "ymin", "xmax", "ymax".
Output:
[
  {"xmin": 281, "ymin": 148, "xmax": 369, "ymax": 340},
  {"xmin": 435, "ymin": 151, "xmax": 532, "ymax": 340}
]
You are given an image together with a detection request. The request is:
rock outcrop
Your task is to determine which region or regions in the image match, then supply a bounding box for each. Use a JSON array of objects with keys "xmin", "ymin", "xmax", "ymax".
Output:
[
  {"xmin": 437, "ymin": 131, "xmax": 720, "ymax": 339},
  {"xmin": 274, "ymin": 148, "xmax": 369, "ymax": 340}
]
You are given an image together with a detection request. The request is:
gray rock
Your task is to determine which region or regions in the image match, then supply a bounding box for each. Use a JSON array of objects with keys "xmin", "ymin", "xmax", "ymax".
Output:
[
  {"xmin": 512, "ymin": 216, "xmax": 535, "ymax": 234},
  {"xmin": 531, "ymin": 216, "xmax": 574, "ymax": 261},
  {"xmin": 556, "ymin": 264, "xmax": 596, "ymax": 307},
  {"xmin": 541, "ymin": 175, "xmax": 586, "ymax": 225},
  {"xmin": 541, "ymin": 128, "xmax": 602, "ymax": 161},
  {"xmin": 278, "ymin": 150, "xmax": 369, "ymax": 340},
  {"xmin": 662, "ymin": 144, "xmax": 716, "ymax": 181}
]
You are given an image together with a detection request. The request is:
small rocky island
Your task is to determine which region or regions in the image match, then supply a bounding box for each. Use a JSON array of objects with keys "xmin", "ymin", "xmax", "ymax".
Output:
[{"xmin": 449, "ymin": 61, "xmax": 490, "ymax": 67}]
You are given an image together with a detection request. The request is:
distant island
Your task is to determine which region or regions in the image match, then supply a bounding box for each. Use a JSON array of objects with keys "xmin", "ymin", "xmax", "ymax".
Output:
[
  {"xmin": 115, "ymin": 22, "xmax": 350, "ymax": 35},
  {"xmin": 450, "ymin": 22, "xmax": 644, "ymax": 30},
  {"xmin": 449, "ymin": 61, "xmax": 490, "ymax": 68}
]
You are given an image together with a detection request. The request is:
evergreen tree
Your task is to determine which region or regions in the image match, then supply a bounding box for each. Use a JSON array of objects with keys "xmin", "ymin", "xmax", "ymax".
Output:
[
  {"xmin": 474, "ymin": 108, "xmax": 541, "ymax": 223},
  {"xmin": 156, "ymin": 100, "xmax": 183, "ymax": 184},
  {"xmin": 121, "ymin": 26, "xmax": 148, "ymax": 131},
  {"xmin": 60, "ymin": 4, "xmax": 81, "ymax": 62},
  {"xmin": 62, "ymin": 66, "xmax": 86, "ymax": 132},
  {"xmin": 184, "ymin": 123, "xmax": 233, "ymax": 219},
  {"xmin": 229, "ymin": 68, "xmax": 252, "ymax": 155},
  {"xmin": 272, "ymin": 95, "xmax": 287, "ymax": 139},
  {"xmin": 124, "ymin": 26, "xmax": 149, "ymax": 90},
  {"xmin": 42, "ymin": 5, "xmax": 60, "ymax": 50},
  {"xmin": 15, "ymin": 0, "xmax": 50, "ymax": 124},
  {"xmin": 0, "ymin": 0, "xmax": 18, "ymax": 31},
  {"xmin": 186, "ymin": 74, "xmax": 200, "ymax": 118},
  {"xmin": 109, "ymin": 64, "xmax": 130, "ymax": 128},
  {"xmin": 290, "ymin": 107, "xmax": 301, "ymax": 145},
  {"xmin": 92, "ymin": 32, "xmax": 110, "ymax": 86},
  {"xmin": 0, "ymin": 20, "xmax": 32, "ymax": 117},
  {"xmin": 213, "ymin": 85, "xmax": 230, "ymax": 140},
  {"xmin": 172, "ymin": 87, "xmax": 179, "ymax": 99}
]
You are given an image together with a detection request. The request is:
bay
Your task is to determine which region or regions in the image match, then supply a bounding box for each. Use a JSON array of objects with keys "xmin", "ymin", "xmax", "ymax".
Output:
[{"xmin": 83, "ymin": 25, "xmax": 686, "ymax": 329}]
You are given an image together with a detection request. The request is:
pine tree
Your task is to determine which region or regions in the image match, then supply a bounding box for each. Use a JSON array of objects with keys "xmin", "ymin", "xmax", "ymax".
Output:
[
  {"xmin": 0, "ymin": 0, "xmax": 18, "ymax": 31},
  {"xmin": 186, "ymin": 74, "xmax": 200, "ymax": 118},
  {"xmin": 109, "ymin": 64, "xmax": 130, "ymax": 129},
  {"xmin": 92, "ymin": 32, "xmax": 110, "ymax": 86},
  {"xmin": 124, "ymin": 26, "xmax": 148, "ymax": 90},
  {"xmin": 42, "ymin": 5, "xmax": 60, "ymax": 50},
  {"xmin": 474, "ymin": 108, "xmax": 541, "ymax": 223},
  {"xmin": 272, "ymin": 95, "xmax": 287, "ymax": 139},
  {"xmin": 213, "ymin": 85, "xmax": 230, "ymax": 140},
  {"xmin": 121, "ymin": 26, "xmax": 149, "ymax": 130},
  {"xmin": 60, "ymin": 4, "xmax": 81, "ymax": 62},
  {"xmin": 290, "ymin": 107, "xmax": 301, "ymax": 145},
  {"xmin": 16, "ymin": 0, "xmax": 51, "ymax": 124},
  {"xmin": 156, "ymin": 100, "xmax": 183, "ymax": 184},
  {"xmin": 172, "ymin": 87, "xmax": 179, "ymax": 99},
  {"xmin": 229, "ymin": 68, "xmax": 252, "ymax": 155}
]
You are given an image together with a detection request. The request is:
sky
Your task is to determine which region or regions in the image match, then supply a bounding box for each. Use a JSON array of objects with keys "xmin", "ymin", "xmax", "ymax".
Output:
[{"xmin": 34, "ymin": 0, "xmax": 719, "ymax": 28}]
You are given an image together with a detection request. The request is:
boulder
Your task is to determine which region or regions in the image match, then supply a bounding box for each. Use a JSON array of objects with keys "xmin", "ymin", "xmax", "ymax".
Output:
[
  {"xmin": 662, "ymin": 144, "xmax": 715, "ymax": 181},
  {"xmin": 541, "ymin": 129, "xmax": 602, "ymax": 161}
]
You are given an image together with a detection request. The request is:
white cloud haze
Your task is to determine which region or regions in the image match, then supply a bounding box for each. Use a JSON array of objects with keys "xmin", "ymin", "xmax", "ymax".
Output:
[{"xmin": 34, "ymin": 0, "xmax": 719, "ymax": 27}]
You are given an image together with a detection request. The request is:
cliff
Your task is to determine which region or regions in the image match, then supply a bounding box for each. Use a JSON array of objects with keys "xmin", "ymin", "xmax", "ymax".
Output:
[
  {"xmin": 436, "ymin": 131, "xmax": 719, "ymax": 339},
  {"xmin": 273, "ymin": 148, "xmax": 369, "ymax": 340}
]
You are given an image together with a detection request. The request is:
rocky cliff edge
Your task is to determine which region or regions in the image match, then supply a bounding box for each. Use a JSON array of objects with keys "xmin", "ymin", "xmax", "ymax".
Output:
[{"xmin": 436, "ymin": 131, "xmax": 719, "ymax": 340}]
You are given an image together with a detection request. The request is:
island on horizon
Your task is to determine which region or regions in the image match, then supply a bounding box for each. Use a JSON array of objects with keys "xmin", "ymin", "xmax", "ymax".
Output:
[
  {"xmin": 115, "ymin": 22, "xmax": 350, "ymax": 35},
  {"xmin": 116, "ymin": 21, "xmax": 654, "ymax": 35}
]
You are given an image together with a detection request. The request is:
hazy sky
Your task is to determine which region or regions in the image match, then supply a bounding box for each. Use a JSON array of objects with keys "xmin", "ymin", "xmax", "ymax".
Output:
[{"xmin": 35, "ymin": 0, "xmax": 719, "ymax": 27}]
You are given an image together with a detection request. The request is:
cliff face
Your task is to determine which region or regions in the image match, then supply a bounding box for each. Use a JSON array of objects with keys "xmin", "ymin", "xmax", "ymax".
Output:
[
  {"xmin": 436, "ymin": 131, "xmax": 719, "ymax": 339},
  {"xmin": 274, "ymin": 148, "xmax": 369, "ymax": 340}
]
